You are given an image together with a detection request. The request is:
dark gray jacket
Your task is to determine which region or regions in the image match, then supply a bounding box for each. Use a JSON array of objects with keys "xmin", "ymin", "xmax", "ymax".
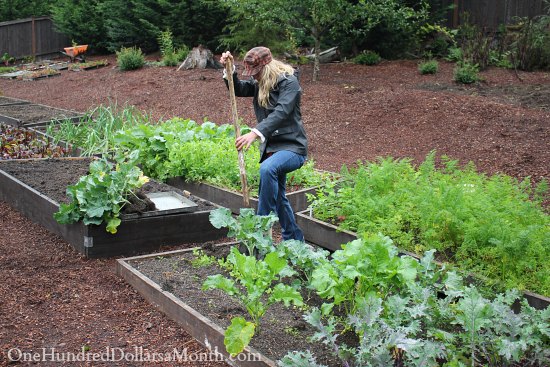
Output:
[{"xmin": 226, "ymin": 71, "xmax": 308, "ymax": 162}]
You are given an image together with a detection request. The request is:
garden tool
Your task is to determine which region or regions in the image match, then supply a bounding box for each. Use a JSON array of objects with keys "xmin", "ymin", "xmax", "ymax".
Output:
[{"xmin": 225, "ymin": 58, "xmax": 250, "ymax": 207}]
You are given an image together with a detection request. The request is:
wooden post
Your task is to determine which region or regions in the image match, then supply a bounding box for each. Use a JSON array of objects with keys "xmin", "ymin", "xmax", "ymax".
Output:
[
  {"xmin": 31, "ymin": 17, "xmax": 36, "ymax": 59},
  {"xmin": 225, "ymin": 58, "xmax": 250, "ymax": 208}
]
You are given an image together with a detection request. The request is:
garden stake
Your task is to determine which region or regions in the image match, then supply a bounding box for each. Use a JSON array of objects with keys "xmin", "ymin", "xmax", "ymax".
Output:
[{"xmin": 225, "ymin": 58, "xmax": 250, "ymax": 207}]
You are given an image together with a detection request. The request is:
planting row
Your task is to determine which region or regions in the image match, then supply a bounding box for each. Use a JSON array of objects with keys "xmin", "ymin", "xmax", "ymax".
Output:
[
  {"xmin": 1, "ymin": 123, "xmax": 70, "ymax": 159},
  {"xmin": 118, "ymin": 210, "xmax": 550, "ymax": 367},
  {"xmin": 0, "ymin": 59, "xmax": 108, "ymax": 80},
  {"xmin": 307, "ymin": 153, "xmax": 550, "ymax": 296}
]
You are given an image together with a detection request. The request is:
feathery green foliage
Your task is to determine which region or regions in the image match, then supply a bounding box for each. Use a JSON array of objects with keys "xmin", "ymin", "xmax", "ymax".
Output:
[{"xmin": 309, "ymin": 152, "xmax": 550, "ymax": 295}]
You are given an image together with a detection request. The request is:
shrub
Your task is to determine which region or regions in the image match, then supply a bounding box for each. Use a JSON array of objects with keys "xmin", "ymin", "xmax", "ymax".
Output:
[
  {"xmin": 158, "ymin": 29, "xmax": 174, "ymax": 58},
  {"xmin": 0, "ymin": 66, "xmax": 17, "ymax": 74},
  {"xmin": 457, "ymin": 16, "xmax": 493, "ymax": 70},
  {"xmin": 418, "ymin": 60, "xmax": 438, "ymax": 74},
  {"xmin": 419, "ymin": 24, "xmax": 457, "ymax": 58},
  {"xmin": 175, "ymin": 46, "xmax": 190, "ymax": 62},
  {"xmin": 506, "ymin": 15, "xmax": 550, "ymax": 71},
  {"xmin": 157, "ymin": 30, "xmax": 189, "ymax": 67},
  {"xmin": 162, "ymin": 52, "xmax": 179, "ymax": 67},
  {"xmin": 454, "ymin": 61, "xmax": 479, "ymax": 84},
  {"xmin": 445, "ymin": 46, "xmax": 463, "ymax": 62},
  {"xmin": 354, "ymin": 50, "xmax": 381, "ymax": 65},
  {"xmin": 116, "ymin": 46, "xmax": 145, "ymax": 71},
  {"xmin": 489, "ymin": 49, "xmax": 513, "ymax": 69}
]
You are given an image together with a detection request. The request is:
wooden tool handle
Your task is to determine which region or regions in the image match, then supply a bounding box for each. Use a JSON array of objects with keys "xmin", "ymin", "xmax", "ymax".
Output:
[{"xmin": 225, "ymin": 58, "xmax": 250, "ymax": 207}]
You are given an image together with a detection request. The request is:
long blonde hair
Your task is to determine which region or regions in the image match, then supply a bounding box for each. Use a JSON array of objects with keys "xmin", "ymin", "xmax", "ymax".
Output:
[{"xmin": 257, "ymin": 59, "xmax": 295, "ymax": 108}]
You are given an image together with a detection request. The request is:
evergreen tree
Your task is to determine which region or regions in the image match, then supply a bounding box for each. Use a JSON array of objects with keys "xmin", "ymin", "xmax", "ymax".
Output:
[
  {"xmin": 159, "ymin": 0, "xmax": 229, "ymax": 51},
  {"xmin": 51, "ymin": 0, "xmax": 108, "ymax": 51},
  {"xmin": 0, "ymin": 0, "xmax": 54, "ymax": 22}
]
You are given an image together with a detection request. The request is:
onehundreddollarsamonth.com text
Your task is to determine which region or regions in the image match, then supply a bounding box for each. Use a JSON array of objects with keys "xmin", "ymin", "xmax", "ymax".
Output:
[{"xmin": 5, "ymin": 346, "xmax": 262, "ymax": 363}]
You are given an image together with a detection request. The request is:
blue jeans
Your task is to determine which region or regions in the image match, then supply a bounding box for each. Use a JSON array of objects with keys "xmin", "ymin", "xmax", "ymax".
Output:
[{"xmin": 257, "ymin": 150, "xmax": 306, "ymax": 241}]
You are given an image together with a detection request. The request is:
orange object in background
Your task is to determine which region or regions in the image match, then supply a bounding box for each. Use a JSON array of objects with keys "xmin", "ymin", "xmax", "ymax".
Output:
[{"xmin": 63, "ymin": 45, "xmax": 88, "ymax": 58}]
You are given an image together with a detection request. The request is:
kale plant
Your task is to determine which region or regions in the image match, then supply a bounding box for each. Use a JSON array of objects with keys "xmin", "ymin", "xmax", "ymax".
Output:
[{"xmin": 209, "ymin": 207, "xmax": 278, "ymax": 257}]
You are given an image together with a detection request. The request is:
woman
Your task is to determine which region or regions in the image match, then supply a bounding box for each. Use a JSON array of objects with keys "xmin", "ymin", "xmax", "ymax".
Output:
[{"xmin": 220, "ymin": 47, "xmax": 308, "ymax": 241}]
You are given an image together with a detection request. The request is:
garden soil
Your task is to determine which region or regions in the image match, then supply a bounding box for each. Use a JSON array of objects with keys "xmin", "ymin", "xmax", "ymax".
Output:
[
  {"xmin": 0, "ymin": 103, "xmax": 80, "ymax": 125},
  {"xmin": 0, "ymin": 54, "xmax": 549, "ymax": 366}
]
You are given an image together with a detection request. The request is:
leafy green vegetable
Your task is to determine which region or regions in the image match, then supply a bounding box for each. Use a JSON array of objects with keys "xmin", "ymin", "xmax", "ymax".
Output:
[
  {"xmin": 224, "ymin": 317, "xmax": 255, "ymax": 356},
  {"xmin": 209, "ymin": 207, "xmax": 278, "ymax": 257},
  {"xmin": 53, "ymin": 152, "xmax": 148, "ymax": 233},
  {"xmin": 202, "ymin": 247, "xmax": 303, "ymax": 355},
  {"xmin": 309, "ymin": 151, "xmax": 550, "ymax": 295},
  {"xmin": 284, "ymin": 235, "xmax": 550, "ymax": 367},
  {"xmin": 310, "ymin": 234, "xmax": 418, "ymax": 314}
]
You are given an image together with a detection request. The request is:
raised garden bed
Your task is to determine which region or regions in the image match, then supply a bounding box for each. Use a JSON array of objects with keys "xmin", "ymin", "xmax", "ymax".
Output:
[
  {"xmin": 117, "ymin": 243, "xmax": 340, "ymax": 367},
  {"xmin": 166, "ymin": 177, "xmax": 318, "ymax": 215},
  {"xmin": 0, "ymin": 96, "xmax": 30, "ymax": 106},
  {"xmin": 0, "ymin": 103, "xmax": 83, "ymax": 128},
  {"xmin": 0, "ymin": 70, "xmax": 27, "ymax": 79},
  {"xmin": 0, "ymin": 158, "xmax": 226, "ymax": 257},
  {"xmin": 19, "ymin": 68, "xmax": 61, "ymax": 81},
  {"xmin": 18, "ymin": 60, "xmax": 67, "ymax": 71},
  {"xmin": 68, "ymin": 59, "xmax": 109, "ymax": 71},
  {"xmin": 296, "ymin": 209, "xmax": 550, "ymax": 310}
]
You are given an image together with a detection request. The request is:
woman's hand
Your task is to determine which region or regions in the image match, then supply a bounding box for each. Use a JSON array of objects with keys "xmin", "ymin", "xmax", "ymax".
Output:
[
  {"xmin": 235, "ymin": 131, "xmax": 258, "ymax": 151},
  {"xmin": 220, "ymin": 51, "xmax": 233, "ymax": 66}
]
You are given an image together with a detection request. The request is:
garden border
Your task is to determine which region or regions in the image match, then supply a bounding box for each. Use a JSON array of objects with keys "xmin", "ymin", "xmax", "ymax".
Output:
[
  {"xmin": 0, "ymin": 159, "xmax": 227, "ymax": 257},
  {"xmin": 166, "ymin": 177, "xmax": 317, "ymax": 214},
  {"xmin": 296, "ymin": 210, "xmax": 550, "ymax": 310},
  {"xmin": 0, "ymin": 102, "xmax": 83, "ymax": 128},
  {"xmin": 0, "ymin": 96, "xmax": 30, "ymax": 106},
  {"xmin": 116, "ymin": 244, "xmax": 277, "ymax": 367}
]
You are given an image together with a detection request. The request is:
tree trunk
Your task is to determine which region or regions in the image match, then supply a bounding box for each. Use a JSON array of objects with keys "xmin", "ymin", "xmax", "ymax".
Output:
[
  {"xmin": 306, "ymin": 47, "xmax": 340, "ymax": 63},
  {"xmin": 177, "ymin": 45, "xmax": 223, "ymax": 71},
  {"xmin": 313, "ymin": 31, "xmax": 321, "ymax": 82}
]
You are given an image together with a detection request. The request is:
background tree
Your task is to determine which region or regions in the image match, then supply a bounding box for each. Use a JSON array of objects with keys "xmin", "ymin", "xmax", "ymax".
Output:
[
  {"xmin": 99, "ymin": 0, "xmax": 161, "ymax": 52},
  {"xmin": 330, "ymin": 0, "xmax": 431, "ymax": 58},
  {"xmin": 0, "ymin": 0, "xmax": 54, "ymax": 22},
  {"xmin": 52, "ymin": 0, "xmax": 228, "ymax": 54},
  {"xmin": 220, "ymin": 0, "xmax": 293, "ymax": 55},
  {"xmin": 159, "ymin": 0, "xmax": 229, "ymax": 52},
  {"xmin": 221, "ymin": 0, "xmax": 347, "ymax": 81},
  {"xmin": 51, "ymin": 0, "xmax": 108, "ymax": 51}
]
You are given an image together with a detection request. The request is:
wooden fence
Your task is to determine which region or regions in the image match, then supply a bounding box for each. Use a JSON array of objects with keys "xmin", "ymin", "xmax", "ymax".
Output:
[
  {"xmin": 0, "ymin": 17, "xmax": 70, "ymax": 60},
  {"xmin": 436, "ymin": 0, "xmax": 547, "ymax": 29}
]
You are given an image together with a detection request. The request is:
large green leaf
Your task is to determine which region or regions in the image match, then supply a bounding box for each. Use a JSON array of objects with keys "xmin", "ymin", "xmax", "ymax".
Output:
[
  {"xmin": 224, "ymin": 317, "xmax": 255, "ymax": 356},
  {"xmin": 209, "ymin": 207, "xmax": 235, "ymax": 229},
  {"xmin": 264, "ymin": 251, "xmax": 287, "ymax": 275},
  {"xmin": 269, "ymin": 283, "xmax": 303, "ymax": 307},
  {"xmin": 105, "ymin": 217, "xmax": 121, "ymax": 234},
  {"xmin": 202, "ymin": 274, "xmax": 239, "ymax": 296}
]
